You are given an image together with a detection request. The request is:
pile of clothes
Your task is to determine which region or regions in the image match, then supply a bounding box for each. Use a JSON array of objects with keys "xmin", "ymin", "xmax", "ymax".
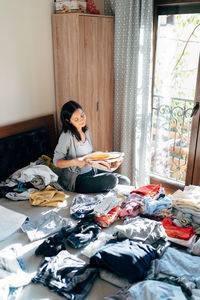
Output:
[
  {"xmin": 27, "ymin": 183, "xmax": 200, "ymax": 299},
  {"xmin": 0, "ymin": 155, "xmax": 67, "ymax": 206},
  {"xmin": 2, "ymin": 166, "xmax": 200, "ymax": 299}
]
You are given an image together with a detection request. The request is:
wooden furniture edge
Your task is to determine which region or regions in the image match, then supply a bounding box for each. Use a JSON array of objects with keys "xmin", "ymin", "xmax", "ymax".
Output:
[{"xmin": 52, "ymin": 13, "xmax": 114, "ymax": 18}]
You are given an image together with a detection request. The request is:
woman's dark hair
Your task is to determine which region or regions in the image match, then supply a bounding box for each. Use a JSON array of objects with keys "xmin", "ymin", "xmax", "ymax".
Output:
[{"xmin": 60, "ymin": 100, "xmax": 87, "ymax": 141}]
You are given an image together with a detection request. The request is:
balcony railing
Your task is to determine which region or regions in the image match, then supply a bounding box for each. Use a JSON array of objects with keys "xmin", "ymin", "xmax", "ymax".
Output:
[{"xmin": 151, "ymin": 95, "xmax": 194, "ymax": 184}]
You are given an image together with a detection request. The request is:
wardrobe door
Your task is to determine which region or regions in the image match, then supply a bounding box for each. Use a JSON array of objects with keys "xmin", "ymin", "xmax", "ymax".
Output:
[
  {"xmin": 52, "ymin": 14, "xmax": 80, "ymax": 131},
  {"xmin": 52, "ymin": 14, "xmax": 114, "ymax": 149},
  {"xmin": 78, "ymin": 15, "xmax": 99, "ymax": 150},
  {"xmin": 79, "ymin": 15, "xmax": 114, "ymax": 151}
]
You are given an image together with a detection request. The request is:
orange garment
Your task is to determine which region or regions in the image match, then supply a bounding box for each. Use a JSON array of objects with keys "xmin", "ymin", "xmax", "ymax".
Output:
[
  {"xmin": 94, "ymin": 206, "xmax": 120, "ymax": 228},
  {"xmin": 130, "ymin": 184, "xmax": 162, "ymax": 197},
  {"xmin": 162, "ymin": 217, "xmax": 195, "ymax": 240}
]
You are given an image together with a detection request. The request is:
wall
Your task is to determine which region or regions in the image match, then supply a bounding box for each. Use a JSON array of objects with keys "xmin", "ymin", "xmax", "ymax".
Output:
[
  {"xmin": 0, "ymin": 0, "xmax": 56, "ymax": 126},
  {"xmin": 0, "ymin": 0, "xmax": 105, "ymax": 127}
]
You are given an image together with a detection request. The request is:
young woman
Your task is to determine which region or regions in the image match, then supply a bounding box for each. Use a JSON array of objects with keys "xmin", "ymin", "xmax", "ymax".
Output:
[{"xmin": 53, "ymin": 100, "xmax": 130, "ymax": 193}]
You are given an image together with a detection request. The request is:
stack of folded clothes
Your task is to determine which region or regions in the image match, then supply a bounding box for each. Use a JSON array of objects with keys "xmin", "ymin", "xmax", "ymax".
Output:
[{"xmin": 81, "ymin": 152, "xmax": 124, "ymax": 172}]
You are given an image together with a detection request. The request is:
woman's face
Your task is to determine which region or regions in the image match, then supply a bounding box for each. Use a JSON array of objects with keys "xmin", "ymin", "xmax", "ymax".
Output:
[{"xmin": 69, "ymin": 108, "xmax": 86, "ymax": 131}]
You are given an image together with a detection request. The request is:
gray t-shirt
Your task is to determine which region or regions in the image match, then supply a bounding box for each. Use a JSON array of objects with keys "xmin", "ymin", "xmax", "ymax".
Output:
[{"xmin": 76, "ymin": 139, "xmax": 93, "ymax": 174}]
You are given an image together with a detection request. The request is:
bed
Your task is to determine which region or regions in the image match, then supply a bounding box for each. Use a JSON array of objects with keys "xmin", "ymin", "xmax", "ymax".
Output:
[
  {"xmin": 0, "ymin": 114, "xmax": 123, "ymax": 300},
  {"xmin": 1, "ymin": 115, "xmax": 200, "ymax": 300},
  {"xmin": 0, "ymin": 114, "xmax": 57, "ymax": 182}
]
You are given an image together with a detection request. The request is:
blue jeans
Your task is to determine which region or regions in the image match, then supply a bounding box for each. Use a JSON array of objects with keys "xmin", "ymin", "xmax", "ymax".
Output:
[{"xmin": 75, "ymin": 169, "xmax": 130, "ymax": 193}]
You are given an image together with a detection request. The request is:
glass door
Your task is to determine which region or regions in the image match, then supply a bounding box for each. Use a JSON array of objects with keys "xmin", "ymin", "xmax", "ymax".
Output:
[
  {"xmin": 150, "ymin": 11, "xmax": 200, "ymax": 190},
  {"xmin": 186, "ymin": 58, "xmax": 200, "ymax": 186}
]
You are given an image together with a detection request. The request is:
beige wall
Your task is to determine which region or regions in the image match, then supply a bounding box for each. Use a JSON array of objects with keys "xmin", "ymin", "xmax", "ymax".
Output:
[
  {"xmin": 0, "ymin": 0, "xmax": 105, "ymax": 127},
  {"xmin": 0, "ymin": 0, "xmax": 56, "ymax": 126}
]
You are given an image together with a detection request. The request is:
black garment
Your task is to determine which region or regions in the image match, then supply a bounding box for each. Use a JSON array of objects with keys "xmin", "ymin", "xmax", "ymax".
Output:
[
  {"xmin": 35, "ymin": 219, "xmax": 101, "ymax": 256},
  {"xmin": 75, "ymin": 169, "xmax": 130, "ymax": 193},
  {"xmin": 35, "ymin": 226, "xmax": 75, "ymax": 257},
  {"xmin": 0, "ymin": 181, "xmax": 34, "ymax": 197},
  {"xmin": 32, "ymin": 250, "xmax": 98, "ymax": 300},
  {"xmin": 90, "ymin": 239, "xmax": 158, "ymax": 283},
  {"xmin": 66, "ymin": 219, "xmax": 101, "ymax": 249}
]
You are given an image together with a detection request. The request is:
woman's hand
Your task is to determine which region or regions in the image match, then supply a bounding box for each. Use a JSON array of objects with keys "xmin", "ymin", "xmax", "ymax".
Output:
[{"xmin": 74, "ymin": 158, "xmax": 88, "ymax": 168}]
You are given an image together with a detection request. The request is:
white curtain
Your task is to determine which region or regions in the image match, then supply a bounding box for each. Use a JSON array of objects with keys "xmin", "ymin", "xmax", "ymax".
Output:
[{"xmin": 104, "ymin": 0, "xmax": 153, "ymax": 188}]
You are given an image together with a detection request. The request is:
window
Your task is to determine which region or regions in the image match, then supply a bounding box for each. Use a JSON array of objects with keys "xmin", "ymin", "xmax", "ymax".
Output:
[{"xmin": 151, "ymin": 1, "xmax": 200, "ymax": 191}]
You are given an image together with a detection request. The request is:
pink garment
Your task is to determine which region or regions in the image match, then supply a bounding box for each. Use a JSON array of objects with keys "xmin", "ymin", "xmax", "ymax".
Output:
[{"xmin": 119, "ymin": 193, "xmax": 144, "ymax": 218}]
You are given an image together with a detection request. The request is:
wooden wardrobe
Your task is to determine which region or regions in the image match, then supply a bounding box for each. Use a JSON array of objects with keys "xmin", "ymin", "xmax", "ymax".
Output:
[{"xmin": 52, "ymin": 13, "xmax": 114, "ymax": 151}]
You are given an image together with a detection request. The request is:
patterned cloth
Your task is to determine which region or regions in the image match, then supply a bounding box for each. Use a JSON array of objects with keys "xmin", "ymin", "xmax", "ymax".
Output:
[
  {"xmin": 104, "ymin": 0, "xmax": 153, "ymax": 187},
  {"xmin": 32, "ymin": 250, "xmax": 97, "ymax": 300}
]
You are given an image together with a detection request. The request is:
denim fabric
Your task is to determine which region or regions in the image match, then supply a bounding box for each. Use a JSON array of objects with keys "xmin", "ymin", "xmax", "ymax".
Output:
[
  {"xmin": 75, "ymin": 169, "xmax": 117, "ymax": 193},
  {"xmin": 128, "ymin": 280, "xmax": 187, "ymax": 300},
  {"xmin": 75, "ymin": 169, "xmax": 130, "ymax": 193},
  {"xmin": 147, "ymin": 247, "xmax": 200, "ymax": 288}
]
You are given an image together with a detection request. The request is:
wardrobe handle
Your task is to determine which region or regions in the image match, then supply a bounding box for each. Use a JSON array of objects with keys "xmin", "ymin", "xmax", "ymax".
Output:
[{"xmin": 97, "ymin": 101, "xmax": 99, "ymax": 112}]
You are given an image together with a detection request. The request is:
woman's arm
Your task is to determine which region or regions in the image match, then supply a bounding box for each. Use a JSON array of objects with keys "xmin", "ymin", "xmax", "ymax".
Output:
[
  {"xmin": 56, "ymin": 158, "xmax": 88, "ymax": 169},
  {"xmin": 53, "ymin": 132, "xmax": 88, "ymax": 169}
]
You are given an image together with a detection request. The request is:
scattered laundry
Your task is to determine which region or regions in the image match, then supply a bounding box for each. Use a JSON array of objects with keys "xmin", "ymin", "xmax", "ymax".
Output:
[
  {"xmin": 29, "ymin": 185, "xmax": 68, "ymax": 207},
  {"xmin": 2, "ymin": 170, "xmax": 200, "ymax": 300}
]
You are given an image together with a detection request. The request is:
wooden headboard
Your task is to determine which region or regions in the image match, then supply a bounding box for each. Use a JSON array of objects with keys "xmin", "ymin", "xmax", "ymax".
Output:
[{"xmin": 0, "ymin": 114, "xmax": 57, "ymax": 182}]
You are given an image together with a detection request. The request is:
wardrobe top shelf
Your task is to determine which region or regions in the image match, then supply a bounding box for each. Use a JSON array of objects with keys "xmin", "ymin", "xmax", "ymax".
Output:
[{"xmin": 52, "ymin": 13, "xmax": 114, "ymax": 18}]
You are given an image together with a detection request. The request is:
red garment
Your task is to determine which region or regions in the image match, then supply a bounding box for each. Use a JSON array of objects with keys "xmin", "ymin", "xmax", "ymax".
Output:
[
  {"xmin": 86, "ymin": 0, "xmax": 100, "ymax": 14},
  {"xmin": 94, "ymin": 206, "xmax": 120, "ymax": 228},
  {"xmin": 162, "ymin": 218, "xmax": 195, "ymax": 240},
  {"xmin": 130, "ymin": 184, "xmax": 162, "ymax": 197}
]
